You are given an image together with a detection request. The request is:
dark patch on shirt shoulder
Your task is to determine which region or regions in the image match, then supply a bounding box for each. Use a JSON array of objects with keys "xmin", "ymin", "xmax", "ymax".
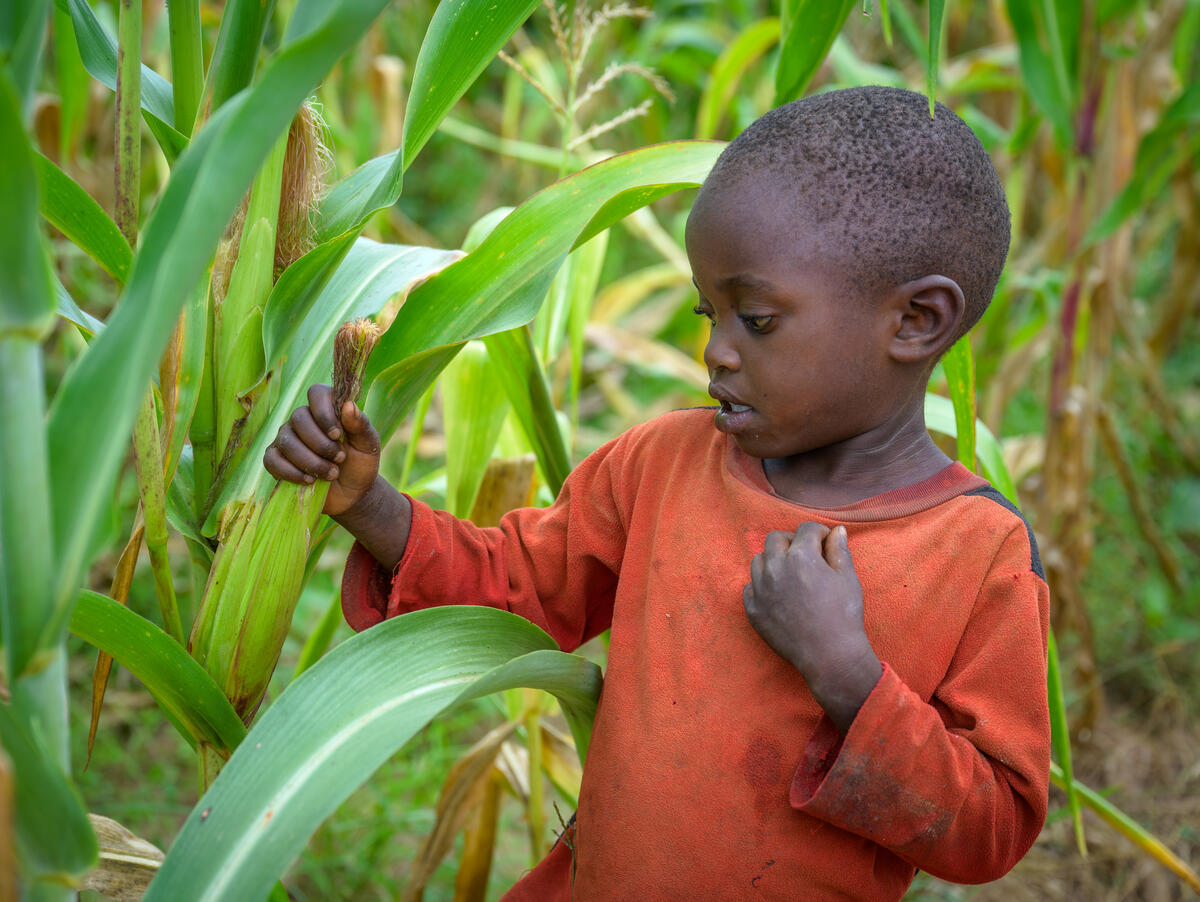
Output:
[{"xmin": 964, "ymin": 486, "xmax": 1045, "ymax": 580}]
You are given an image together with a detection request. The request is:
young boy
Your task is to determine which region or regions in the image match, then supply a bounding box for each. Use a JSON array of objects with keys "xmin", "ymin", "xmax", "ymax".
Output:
[{"xmin": 265, "ymin": 85, "xmax": 1050, "ymax": 900}]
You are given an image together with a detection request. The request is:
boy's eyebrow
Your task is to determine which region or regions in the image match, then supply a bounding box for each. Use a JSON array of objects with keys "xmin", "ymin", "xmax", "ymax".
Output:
[
  {"xmin": 690, "ymin": 274, "xmax": 777, "ymax": 295},
  {"xmin": 717, "ymin": 273, "xmax": 777, "ymax": 295}
]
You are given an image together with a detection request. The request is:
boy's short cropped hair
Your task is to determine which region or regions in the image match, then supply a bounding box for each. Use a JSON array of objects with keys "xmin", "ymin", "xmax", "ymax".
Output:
[{"xmin": 706, "ymin": 85, "xmax": 1011, "ymax": 337}]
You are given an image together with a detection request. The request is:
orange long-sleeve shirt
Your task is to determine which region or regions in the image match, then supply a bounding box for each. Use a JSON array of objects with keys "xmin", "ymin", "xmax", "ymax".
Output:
[{"xmin": 343, "ymin": 408, "xmax": 1050, "ymax": 900}]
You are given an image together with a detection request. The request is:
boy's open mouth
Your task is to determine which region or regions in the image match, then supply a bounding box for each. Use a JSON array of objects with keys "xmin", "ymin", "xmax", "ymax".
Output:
[{"xmin": 713, "ymin": 399, "xmax": 755, "ymax": 435}]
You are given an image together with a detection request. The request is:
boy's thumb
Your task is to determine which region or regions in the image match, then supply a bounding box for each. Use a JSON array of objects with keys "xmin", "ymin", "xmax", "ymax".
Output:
[{"xmin": 341, "ymin": 402, "xmax": 380, "ymax": 453}]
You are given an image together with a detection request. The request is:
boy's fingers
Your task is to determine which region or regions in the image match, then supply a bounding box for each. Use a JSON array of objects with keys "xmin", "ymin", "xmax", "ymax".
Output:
[
  {"xmin": 274, "ymin": 426, "xmax": 340, "ymax": 480},
  {"xmin": 789, "ymin": 522, "xmax": 830, "ymax": 559},
  {"xmin": 763, "ymin": 530, "xmax": 792, "ymax": 556},
  {"xmin": 263, "ymin": 446, "xmax": 316, "ymax": 485},
  {"xmin": 822, "ymin": 524, "xmax": 852, "ymax": 571},
  {"xmin": 291, "ymin": 406, "xmax": 345, "ymax": 462},
  {"xmin": 340, "ymin": 402, "xmax": 381, "ymax": 455},
  {"xmin": 307, "ymin": 384, "xmax": 340, "ymax": 439}
]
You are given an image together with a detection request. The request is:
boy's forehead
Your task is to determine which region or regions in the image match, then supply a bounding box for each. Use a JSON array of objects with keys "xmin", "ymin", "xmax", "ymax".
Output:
[{"xmin": 686, "ymin": 177, "xmax": 824, "ymax": 248}]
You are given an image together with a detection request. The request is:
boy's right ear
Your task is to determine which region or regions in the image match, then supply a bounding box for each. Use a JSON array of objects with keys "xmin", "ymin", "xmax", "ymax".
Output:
[{"xmin": 887, "ymin": 275, "xmax": 966, "ymax": 365}]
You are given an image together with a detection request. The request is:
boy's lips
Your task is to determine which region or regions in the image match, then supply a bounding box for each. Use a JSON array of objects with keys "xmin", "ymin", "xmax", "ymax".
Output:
[{"xmin": 708, "ymin": 385, "xmax": 756, "ymax": 434}]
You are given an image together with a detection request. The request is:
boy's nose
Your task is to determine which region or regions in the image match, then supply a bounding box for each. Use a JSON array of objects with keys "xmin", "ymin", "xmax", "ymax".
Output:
[{"xmin": 703, "ymin": 331, "xmax": 740, "ymax": 372}]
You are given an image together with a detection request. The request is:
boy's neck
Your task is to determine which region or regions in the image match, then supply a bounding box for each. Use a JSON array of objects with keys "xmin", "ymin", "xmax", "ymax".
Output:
[{"xmin": 760, "ymin": 403, "xmax": 953, "ymax": 509}]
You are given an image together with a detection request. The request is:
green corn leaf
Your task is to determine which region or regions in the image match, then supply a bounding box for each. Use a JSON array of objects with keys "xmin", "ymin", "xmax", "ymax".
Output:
[
  {"xmin": 55, "ymin": 278, "xmax": 105, "ymax": 336},
  {"xmin": 365, "ymin": 141, "xmax": 722, "ymax": 442},
  {"xmin": 483, "ymin": 327, "xmax": 571, "ymax": 496},
  {"xmin": 923, "ymin": 393, "xmax": 1017, "ymax": 503},
  {"xmin": 1085, "ymin": 80, "xmax": 1200, "ymax": 246},
  {"xmin": 696, "ymin": 17, "xmax": 781, "ymax": 139},
  {"xmin": 71, "ymin": 591, "xmax": 247, "ymax": 752},
  {"xmin": 827, "ymin": 36, "xmax": 906, "ymax": 89},
  {"xmin": 261, "ymin": 231, "xmax": 361, "ymax": 370},
  {"xmin": 143, "ymin": 607, "xmax": 602, "ymax": 901},
  {"xmin": 1004, "ymin": 0, "xmax": 1073, "ymax": 149},
  {"xmin": 165, "ymin": 0, "xmax": 203, "ymax": 134},
  {"xmin": 926, "ymin": 0, "xmax": 946, "ymax": 115},
  {"xmin": 0, "ymin": 702, "xmax": 97, "ymax": 885},
  {"xmin": 1047, "ymin": 629, "xmax": 1085, "ymax": 854},
  {"xmin": 3, "ymin": 0, "xmax": 51, "ymax": 113},
  {"xmin": 35, "ymin": 152, "xmax": 132, "ymax": 284},
  {"xmin": 46, "ymin": 0, "xmax": 392, "ymax": 634},
  {"xmin": 202, "ymin": 0, "xmax": 268, "ymax": 114},
  {"xmin": 774, "ymin": 0, "xmax": 857, "ymax": 105},
  {"xmin": 59, "ymin": 0, "xmax": 188, "ymax": 159},
  {"xmin": 204, "ymin": 240, "xmax": 462, "ymax": 535},
  {"xmin": 941, "ymin": 336, "xmax": 977, "ymax": 471},
  {"xmin": 403, "ymin": 0, "xmax": 542, "ymax": 166},
  {"xmin": 52, "ymin": 5, "xmax": 91, "ymax": 158},
  {"xmin": 0, "ymin": 75, "xmax": 58, "ymax": 681},
  {"xmin": 315, "ymin": 149, "xmax": 404, "ymax": 244},
  {"xmin": 442, "ymin": 342, "xmax": 512, "ymax": 518}
]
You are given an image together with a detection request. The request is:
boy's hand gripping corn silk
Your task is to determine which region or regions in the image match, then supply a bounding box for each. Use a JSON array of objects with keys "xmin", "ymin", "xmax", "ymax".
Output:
[{"xmin": 189, "ymin": 319, "xmax": 381, "ymax": 724}]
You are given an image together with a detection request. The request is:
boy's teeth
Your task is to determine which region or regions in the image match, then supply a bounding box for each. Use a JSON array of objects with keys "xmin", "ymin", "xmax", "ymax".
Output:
[{"xmin": 730, "ymin": 403, "xmax": 751, "ymax": 413}]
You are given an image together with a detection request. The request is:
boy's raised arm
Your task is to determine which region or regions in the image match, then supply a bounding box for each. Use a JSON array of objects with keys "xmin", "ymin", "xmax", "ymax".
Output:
[{"xmin": 264, "ymin": 383, "xmax": 413, "ymax": 571}]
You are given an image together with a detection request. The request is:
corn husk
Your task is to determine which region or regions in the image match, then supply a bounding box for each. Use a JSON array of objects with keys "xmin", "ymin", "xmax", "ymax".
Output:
[{"xmin": 189, "ymin": 320, "xmax": 380, "ymax": 728}]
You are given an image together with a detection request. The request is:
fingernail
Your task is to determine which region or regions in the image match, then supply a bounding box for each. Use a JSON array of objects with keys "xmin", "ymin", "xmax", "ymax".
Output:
[
  {"xmin": 334, "ymin": 450, "xmax": 346, "ymax": 463},
  {"xmin": 328, "ymin": 466, "xmax": 339, "ymax": 479},
  {"xmin": 328, "ymin": 427, "xmax": 342, "ymax": 439},
  {"xmin": 304, "ymin": 474, "xmax": 315, "ymax": 484}
]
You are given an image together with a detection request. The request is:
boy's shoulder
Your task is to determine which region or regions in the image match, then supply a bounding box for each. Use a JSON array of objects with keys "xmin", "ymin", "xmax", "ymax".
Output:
[{"xmin": 955, "ymin": 483, "xmax": 1045, "ymax": 581}]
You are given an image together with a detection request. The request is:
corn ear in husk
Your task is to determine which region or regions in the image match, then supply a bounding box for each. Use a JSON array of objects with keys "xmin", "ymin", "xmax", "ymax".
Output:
[{"xmin": 189, "ymin": 319, "xmax": 380, "ymax": 725}]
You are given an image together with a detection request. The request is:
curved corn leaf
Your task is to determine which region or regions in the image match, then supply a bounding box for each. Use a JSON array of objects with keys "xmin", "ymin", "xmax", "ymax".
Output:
[
  {"xmin": 56, "ymin": 278, "xmax": 105, "ymax": 336},
  {"xmin": 774, "ymin": 0, "xmax": 857, "ymax": 105},
  {"xmin": 315, "ymin": 150, "xmax": 404, "ymax": 244},
  {"xmin": 365, "ymin": 141, "xmax": 722, "ymax": 441},
  {"xmin": 204, "ymin": 240, "xmax": 462, "ymax": 534},
  {"xmin": 144, "ymin": 607, "xmax": 602, "ymax": 902},
  {"xmin": 46, "ymin": 0, "xmax": 392, "ymax": 633},
  {"xmin": 923, "ymin": 392, "xmax": 1016, "ymax": 503},
  {"xmin": 70, "ymin": 591, "xmax": 247, "ymax": 753},
  {"xmin": 403, "ymin": 0, "xmax": 541, "ymax": 166},
  {"xmin": 697, "ymin": 18, "xmax": 780, "ymax": 139},
  {"xmin": 261, "ymin": 232, "xmax": 361, "ymax": 369},
  {"xmin": 0, "ymin": 702, "xmax": 97, "ymax": 884},
  {"xmin": 35, "ymin": 153, "xmax": 132, "ymax": 285},
  {"xmin": 1049, "ymin": 762, "xmax": 1200, "ymax": 894}
]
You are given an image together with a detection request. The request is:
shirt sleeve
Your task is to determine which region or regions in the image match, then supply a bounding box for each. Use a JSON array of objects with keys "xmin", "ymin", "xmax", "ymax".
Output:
[
  {"xmin": 341, "ymin": 433, "xmax": 630, "ymax": 652},
  {"xmin": 789, "ymin": 522, "xmax": 1051, "ymax": 884}
]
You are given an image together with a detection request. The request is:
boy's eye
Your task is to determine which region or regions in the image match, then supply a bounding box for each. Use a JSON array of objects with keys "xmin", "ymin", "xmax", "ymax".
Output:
[
  {"xmin": 740, "ymin": 314, "xmax": 774, "ymax": 334},
  {"xmin": 692, "ymin": 304, "xmax": 715, "ymax": 324}
]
